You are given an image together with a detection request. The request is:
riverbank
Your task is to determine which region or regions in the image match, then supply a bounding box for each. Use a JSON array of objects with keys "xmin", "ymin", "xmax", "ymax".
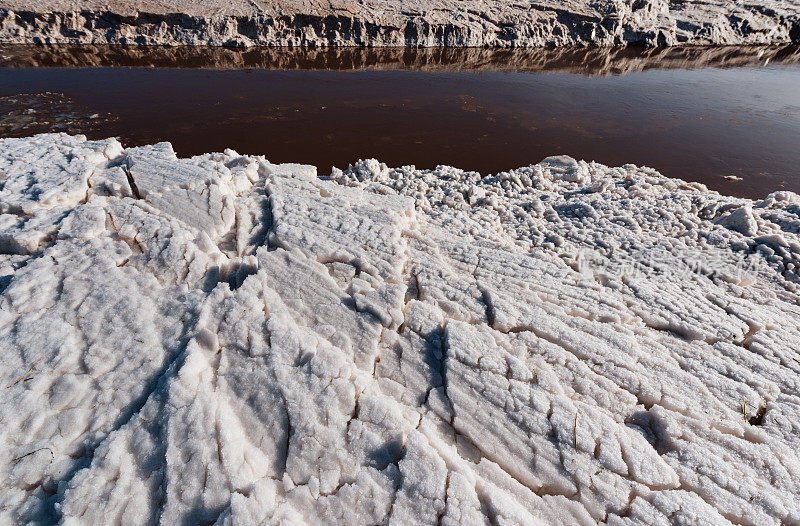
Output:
[
  {"xmin": 1, "ymin": 0, "xmax": 799, "ymax": 47},
  {"xmin": 1, "ymin": 133, "xmax": 800, "ymax": 523}
]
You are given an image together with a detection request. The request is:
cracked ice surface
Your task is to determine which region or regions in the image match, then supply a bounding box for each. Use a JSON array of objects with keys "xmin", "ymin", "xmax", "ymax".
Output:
[{"xmin": 1, "ymin": 134, "xmax": 800, "ymax": 525}]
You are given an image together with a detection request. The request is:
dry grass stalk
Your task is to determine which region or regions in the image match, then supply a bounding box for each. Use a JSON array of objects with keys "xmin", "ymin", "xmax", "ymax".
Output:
[{"xmin": 7, "ymin": 355, "xmax": 45, "ymax": 388}]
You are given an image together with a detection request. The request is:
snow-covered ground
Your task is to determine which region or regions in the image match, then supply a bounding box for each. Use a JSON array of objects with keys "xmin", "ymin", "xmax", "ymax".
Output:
[{"xmin": 1, "ymin": 133, "xmax": 800, "ymax": 524}]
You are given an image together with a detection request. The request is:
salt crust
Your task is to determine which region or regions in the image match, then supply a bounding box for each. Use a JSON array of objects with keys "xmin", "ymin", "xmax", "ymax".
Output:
[{"xmin": 1, "ymin": 134, "xmax": 799, "ymax": 525}]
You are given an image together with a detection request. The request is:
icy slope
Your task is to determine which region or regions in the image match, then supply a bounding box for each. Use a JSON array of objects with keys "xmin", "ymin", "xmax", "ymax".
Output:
[{"xmin": 1, "ymin": 134, "xmax": 800, "ymax": 525}]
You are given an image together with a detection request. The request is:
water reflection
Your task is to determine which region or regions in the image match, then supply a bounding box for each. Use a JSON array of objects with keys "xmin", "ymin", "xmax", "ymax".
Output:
[{"xmin": 1, "ymin": 44, "xmax": 799, "ymax": 74}]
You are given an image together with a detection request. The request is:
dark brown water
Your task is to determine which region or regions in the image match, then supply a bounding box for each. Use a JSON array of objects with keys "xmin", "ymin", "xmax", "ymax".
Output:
[{"xmin": 1, "ymin": 44, "xmax": 799, "ymax": 199}]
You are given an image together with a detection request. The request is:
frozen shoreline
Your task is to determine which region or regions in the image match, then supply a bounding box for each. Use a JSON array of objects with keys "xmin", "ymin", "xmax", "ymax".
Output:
[
  {"xmin": 1, "ymin": 133, "xmax": 800, "ymax": 524},
  {"xmin": 1, "ymin": 0, "xmax": 799, "ymax": 47}
]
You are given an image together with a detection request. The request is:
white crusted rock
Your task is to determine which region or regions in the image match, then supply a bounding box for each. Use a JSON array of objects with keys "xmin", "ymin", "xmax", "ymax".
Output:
[{"xmin": 716, "ymin": 205, "xmax": 759, "ymax": 237}]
